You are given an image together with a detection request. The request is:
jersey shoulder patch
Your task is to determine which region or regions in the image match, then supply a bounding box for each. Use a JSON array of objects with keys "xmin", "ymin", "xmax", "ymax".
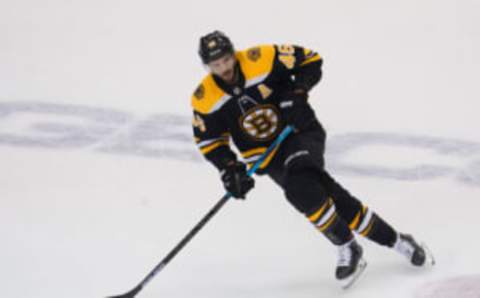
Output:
[
  {"xmin": 191, "ymin": 75, "xmax": 228, "ymax": 115},
  {"xmin": 236, "ymin": 45, "xmax": 276, "ymax": 83}
]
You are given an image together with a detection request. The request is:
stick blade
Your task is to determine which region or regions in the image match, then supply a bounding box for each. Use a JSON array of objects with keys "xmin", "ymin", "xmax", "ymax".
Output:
[{"xmin": 106, "ymin": 286, "xmax": 142, "ymax": 298}]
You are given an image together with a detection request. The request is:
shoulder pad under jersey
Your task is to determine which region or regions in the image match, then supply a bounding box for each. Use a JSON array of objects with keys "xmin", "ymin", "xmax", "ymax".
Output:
[
  {"xmin": 236, "ymin": 44, "xmax": 276, "ymax": 88},
  {"xmin": 191, "ymin": 74, "xmax": 231, "ymax": 115}
]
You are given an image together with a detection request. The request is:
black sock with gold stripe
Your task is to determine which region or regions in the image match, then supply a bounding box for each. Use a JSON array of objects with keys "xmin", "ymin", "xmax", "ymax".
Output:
[
  {"xmin": 308, "ymin": 198, "xmax": 354, "ymax": 245},
  {"xmin": 349, "ymin": 206, "xmax": 397, "ymax": 247}
]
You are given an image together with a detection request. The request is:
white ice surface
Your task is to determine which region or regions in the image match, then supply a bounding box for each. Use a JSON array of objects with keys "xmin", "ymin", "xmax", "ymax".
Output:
[{"xmin": 1, "ymin": 1, "xmax": 480, "ymax": 297}]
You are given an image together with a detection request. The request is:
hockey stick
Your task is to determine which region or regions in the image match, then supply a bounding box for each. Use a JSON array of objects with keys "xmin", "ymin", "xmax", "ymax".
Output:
[{"xmin": 107, "ymin": 125, "xmax": 294, "ymax": 298}]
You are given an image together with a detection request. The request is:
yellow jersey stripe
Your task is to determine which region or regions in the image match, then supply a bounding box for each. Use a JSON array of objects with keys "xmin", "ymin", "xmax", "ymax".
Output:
[
  {"xmin": 308, "ymin": 199, "xmax": 332, "ymax": 222},
  {"xmin": 300, "ymin": 53, "xmax": 321, "ymax": 66},
  {"xmin": 241, "ymin": 147, "xmax": 267, "ymax": 158},
  {"xmin": 200, "ymin": 140, "xmax": 229, "ymax": 155},
  {"xmin": 196, "ymin": 136, "xmax": 229, "ymax": 147},
  {"xmin": 360, "ymin": 218, "xmax": 375, "ymax": 236},
  {"xmin": 349, "ymin": 211, "xmax": 362, "ymax": 230},
  {"xmin": 245, "ymin": 145, "xmax": 280, "ymax": 170},
  {"xmin": 258, "ymin": 146, "xmax": 280, "ymax": 169},
  {"xmin": 319, "ymin": 213, "xmax": 338, "ymax": 232}
]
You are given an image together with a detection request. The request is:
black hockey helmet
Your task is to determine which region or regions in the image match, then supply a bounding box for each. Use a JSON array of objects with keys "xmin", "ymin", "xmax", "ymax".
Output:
[{"xmin": 198, "ymin": 31, "xmax": 235, "ymax": 64}]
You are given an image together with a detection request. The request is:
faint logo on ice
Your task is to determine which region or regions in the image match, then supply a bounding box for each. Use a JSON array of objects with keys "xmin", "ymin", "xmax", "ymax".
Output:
[
  {"xmin": 327, "ymin": 132, "xmax": 480, "ymax": 187},
  {"xmin": 415, "ymin": 275, "xmax": 480, "ymax": 298},
  {"xmin": 0, "ymin": 101, "xmax": 198, "ymax": 160},
  {"xmin": 1, "ymin": 101, "xmax": 480, "ymax": 187}
]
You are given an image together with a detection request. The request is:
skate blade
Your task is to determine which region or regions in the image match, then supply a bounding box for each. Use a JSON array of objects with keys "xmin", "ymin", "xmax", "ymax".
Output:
[
  {"xmin": 340, "ymin": 258, "xmax": 367, "ymax": 289},
  {"xmin": 421, "ymin": 242, "xmax": 436, "ymax": 266}
]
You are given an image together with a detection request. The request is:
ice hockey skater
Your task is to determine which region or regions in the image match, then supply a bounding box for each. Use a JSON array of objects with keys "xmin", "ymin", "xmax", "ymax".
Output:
[{"xmin": 191, "ymin": 30, "xmax": 434, "ymax": 288}]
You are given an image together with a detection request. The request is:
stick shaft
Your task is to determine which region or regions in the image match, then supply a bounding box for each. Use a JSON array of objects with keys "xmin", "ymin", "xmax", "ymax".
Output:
[{"xmin": 110, "ymin": 126, "xmax": 293, "ymax": 297}]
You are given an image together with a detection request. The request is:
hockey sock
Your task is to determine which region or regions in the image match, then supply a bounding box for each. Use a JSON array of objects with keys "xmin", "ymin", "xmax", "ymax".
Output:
[
  {"xmin": 349, "ymin": 206, "xmax": 397, "ymax": 247},
  {"xmin": 308, "ymin": 197, "xmax": 354, "ymax": 245}
]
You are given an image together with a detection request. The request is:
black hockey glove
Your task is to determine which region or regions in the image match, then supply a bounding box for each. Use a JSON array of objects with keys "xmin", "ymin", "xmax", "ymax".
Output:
[
  {"xmin": 279, "ymin": 88, "xmax": 315, "ymax": 131},
  {"xmin": 221, "ymin": 161, "xmax": 255, "ymax": 199}
]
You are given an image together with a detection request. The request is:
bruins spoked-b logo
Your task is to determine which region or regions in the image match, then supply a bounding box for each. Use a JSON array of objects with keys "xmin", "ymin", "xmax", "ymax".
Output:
[
  {"xmin": 247, "ymin": 47, "xmax": 261, "ymax": 62},
  {"xmin": 239, "ymin": 105, "xmax": 280, "ymax": 141},
  {"xmin": 194, "ymin": 84, "xmax": 205, "ymax": 100}
]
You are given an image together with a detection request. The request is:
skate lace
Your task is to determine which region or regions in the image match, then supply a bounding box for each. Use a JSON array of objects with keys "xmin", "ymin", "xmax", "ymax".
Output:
[
  {"xmin": 395, "ymin": 237, "xmax": 415, "ymax": 259},
  {"xmin": 337, "ymin": 245, "xmax": 352, "ymax": 267}
]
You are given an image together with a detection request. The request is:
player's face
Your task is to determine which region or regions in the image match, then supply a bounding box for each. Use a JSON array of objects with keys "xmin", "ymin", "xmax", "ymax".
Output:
[{"xmin": 208, "ymin": 53, "xmax": 237, "ymax": 83}]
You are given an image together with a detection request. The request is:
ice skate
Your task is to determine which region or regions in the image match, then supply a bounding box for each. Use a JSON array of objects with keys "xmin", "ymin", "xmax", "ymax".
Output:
[
  {"xmin": 336, "ymin": 239, "xmax": 367, "ymax": 289},
  {"xmin": 394, "ymin": 233, "xmax": 435, "ymax": 266}
]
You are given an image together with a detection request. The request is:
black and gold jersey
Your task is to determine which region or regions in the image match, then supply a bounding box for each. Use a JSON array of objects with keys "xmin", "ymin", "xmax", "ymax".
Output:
[{"xmin": 191, "ymin": 44, "xmax": 322, "ymax": 173}]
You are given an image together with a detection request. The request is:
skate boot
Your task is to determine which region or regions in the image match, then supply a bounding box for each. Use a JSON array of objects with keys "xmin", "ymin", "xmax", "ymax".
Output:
[
  {"xmin": 336, "ymin": 239, "xmax": 367, "ymax": 289},
  {"xmin": 394, "ymin": 233, "xmax": 435, "ymax": 266}
]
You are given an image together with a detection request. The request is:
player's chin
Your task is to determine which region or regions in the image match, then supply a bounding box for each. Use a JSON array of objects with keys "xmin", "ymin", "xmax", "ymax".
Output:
[{"xmin": 221, "ymin": 71, "xmax": 234, "ymax": 82}]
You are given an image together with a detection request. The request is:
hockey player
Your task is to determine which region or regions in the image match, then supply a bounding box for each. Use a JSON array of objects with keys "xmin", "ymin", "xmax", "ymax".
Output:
[{"xmin": 191, "ymin": 31, "xmax": 432, "ymax": 288}]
